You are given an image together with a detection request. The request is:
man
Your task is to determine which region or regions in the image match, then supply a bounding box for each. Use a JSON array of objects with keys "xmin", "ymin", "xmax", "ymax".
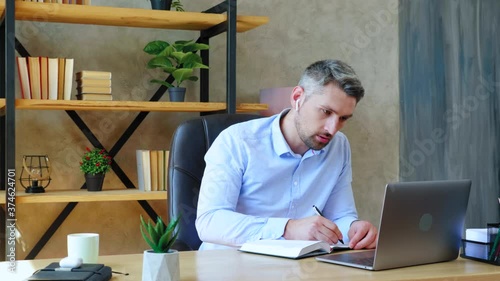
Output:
[{"xmin": 195, "ymin": 59, "xmax": 378, "ymax": 250}]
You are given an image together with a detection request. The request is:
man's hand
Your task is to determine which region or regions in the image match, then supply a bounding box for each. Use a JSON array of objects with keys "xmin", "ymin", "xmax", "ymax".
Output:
[
  {"xmin": 283, "ymin": 216, "xmax": 343, "ymax": 244},
  {"xmin": 347, "ymin": 220, "xmax": 378, "ymax": 249}
]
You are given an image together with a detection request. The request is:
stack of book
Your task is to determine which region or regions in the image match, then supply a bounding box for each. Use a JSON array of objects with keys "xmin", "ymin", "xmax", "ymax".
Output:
[
  {"xmin": 136, "ymin": 150, "xmax": 170, "ymax": 192},
  {"xmin": 16, "ymin": 56, "xmax": 74, "ymax": 100},
  {"xmin": 75, "ymin": 71, "xmax": 112, "ymax": 101}
]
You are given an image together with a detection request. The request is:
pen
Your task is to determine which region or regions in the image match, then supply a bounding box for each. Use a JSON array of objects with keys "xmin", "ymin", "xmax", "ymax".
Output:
[{"xmin": 312, "ymin": 205, "xmax": 344, "ymax": 245}]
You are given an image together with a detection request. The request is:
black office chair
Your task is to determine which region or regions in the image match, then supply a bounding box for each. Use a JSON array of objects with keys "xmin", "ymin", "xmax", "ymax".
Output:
[{"xmin": 168, "ymin": 113, "xmax": 262, "ymax": 251}]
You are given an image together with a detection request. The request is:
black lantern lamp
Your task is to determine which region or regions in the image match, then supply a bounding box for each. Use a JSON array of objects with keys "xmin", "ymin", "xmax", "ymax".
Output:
[{"xmin": 19, "ymin": 155, "xmax": 51, "ymax": 193}]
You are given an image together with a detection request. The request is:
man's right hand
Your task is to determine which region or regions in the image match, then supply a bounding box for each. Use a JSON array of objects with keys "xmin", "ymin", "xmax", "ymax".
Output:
[{"xmin": 283, "ymin": 216, "xmax": 343, "ymax": 244}]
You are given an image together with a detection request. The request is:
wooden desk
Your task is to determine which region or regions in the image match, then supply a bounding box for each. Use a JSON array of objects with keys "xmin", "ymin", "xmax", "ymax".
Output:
[{"xmin": 2, "ymin": 249, "xmax": 500, "ymax": 281}]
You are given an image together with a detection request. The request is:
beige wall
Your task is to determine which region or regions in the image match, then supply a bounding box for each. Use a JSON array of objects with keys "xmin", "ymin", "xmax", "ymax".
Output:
[{"xmin": 14, "ymin": 0, "xmax": 399, "ymax": 259}]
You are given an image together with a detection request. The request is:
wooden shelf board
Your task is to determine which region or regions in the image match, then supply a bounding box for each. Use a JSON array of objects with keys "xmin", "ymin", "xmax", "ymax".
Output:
[
  {"xmin": 0, "ymin": 2, "xmax": 268, "ymax": 32},
  {"xmin": 0, "ymin": 98, "xmax": 4, "ymax": 116},
  {"xmin": 15, "ymin": 99, "xmax": 267, "ymax": 112},
  {"xmin": 0, "ymin": 189, "xmax": 167, "ymax": 204}
]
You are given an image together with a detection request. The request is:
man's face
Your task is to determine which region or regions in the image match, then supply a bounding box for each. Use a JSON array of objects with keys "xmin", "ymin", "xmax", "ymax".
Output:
[{"xmin": 294, "ymin": 83, "xmax": 357, "ymax": 150}]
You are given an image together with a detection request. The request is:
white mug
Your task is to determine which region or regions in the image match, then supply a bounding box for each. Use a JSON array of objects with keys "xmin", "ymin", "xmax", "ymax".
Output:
[{"xmin": 67, "ymin": 233, "xmax": 99, "ymax": 263}]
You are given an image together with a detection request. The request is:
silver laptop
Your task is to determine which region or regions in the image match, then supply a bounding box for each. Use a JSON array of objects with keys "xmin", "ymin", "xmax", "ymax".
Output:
[{"xmin": 316, "ymin": 179, "xmax": 472, "ymax": 270}]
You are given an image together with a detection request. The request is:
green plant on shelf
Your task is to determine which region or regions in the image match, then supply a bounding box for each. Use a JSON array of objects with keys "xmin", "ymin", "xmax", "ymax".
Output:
[
  {"xmin": 79, "ymin": 147, "xmax": 112, "ymax": 175},
  {"xmin": 143, "ymin": 39, "xmax": 209, "ymax": 88},
  {"xmin": 171, "ymin": 0, "xmax": 184, "ymax": 11}
]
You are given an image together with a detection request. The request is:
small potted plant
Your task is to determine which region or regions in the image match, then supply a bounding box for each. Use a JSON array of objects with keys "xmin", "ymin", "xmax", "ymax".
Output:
[
  {"xmin": 141, "ymin": 215, "xmax": 180, "ymax": 281},
  {"xmin": 79, "ymin": 147, "xmax": 112, "ymax": 192},
  {"xmin": 143, "ymin": 39, "xmax": 209, "ymax": 102},
  {"xmin": 150, "ymin": 0, "xmax": 184, "ymax": 11}
]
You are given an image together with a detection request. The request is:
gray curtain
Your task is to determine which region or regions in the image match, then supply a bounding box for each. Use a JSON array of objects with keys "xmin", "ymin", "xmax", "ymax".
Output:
[{"xmin": 399, "ymin": 0, "xmax": 500, "ymax": 228}]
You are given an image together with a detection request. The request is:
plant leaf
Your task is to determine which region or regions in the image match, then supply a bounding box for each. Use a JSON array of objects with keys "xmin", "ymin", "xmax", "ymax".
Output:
[
  {"xmin": 170, "ymin": 51, "xmax": 186, "ymax": 64},
  {"xmin": 163, "ymin": 231, "xmax": 179, "ymax": 253},
  {"xmin": 147, "ymin": 221, "xmax": 159, "ymax": 244},
  {"xmin": 172, "ymin": 69, "xmax": 194, "ymax": 85},
  {"xmin": 140, "ymin": 216, "xmax": 156, "ymax": 250},
  {"xmin": 158, "ymin": 45, "xmax": 175, "ymax": 57},
  {"xmin": 182, "ymin": 43, "xmax": 209, "ymax": 53},
  {"xmin": 181, "ymin": 53, "xmax": 208, "ymax": 69},
  {"xmin": 147, "ymin": 57, "xmax": 172, "ymax": 69},
  {"xmin": 165, "ymin": 216, "xmax": 180, "ymax": 235},
  {"xmin": 174, "ymin": 40, "xmax": 193, "ymax": 47},
  {"xmin": 155, "ymin": 217, "xmax": 165, "ymax": 234},
  {"xmin": 143, "ymin": 40, "xmax": 169, "ymax": 55}
]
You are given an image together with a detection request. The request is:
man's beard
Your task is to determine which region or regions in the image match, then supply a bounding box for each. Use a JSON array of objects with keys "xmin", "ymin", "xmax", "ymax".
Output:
[{"xmin": 294, "ymin": 114, "xmax": 331, "ymax": 150}]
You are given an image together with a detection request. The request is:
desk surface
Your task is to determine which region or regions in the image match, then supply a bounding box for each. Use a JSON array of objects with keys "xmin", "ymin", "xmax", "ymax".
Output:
[{"xmin": 2, "ymin": 249, "xmax": 500, "ymax": 281}]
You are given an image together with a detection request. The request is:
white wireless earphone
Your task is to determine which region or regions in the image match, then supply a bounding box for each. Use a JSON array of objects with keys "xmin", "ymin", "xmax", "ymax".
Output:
[{"xmin": 295, "ymin": 98, "xmax": 301, "ymax": 110}]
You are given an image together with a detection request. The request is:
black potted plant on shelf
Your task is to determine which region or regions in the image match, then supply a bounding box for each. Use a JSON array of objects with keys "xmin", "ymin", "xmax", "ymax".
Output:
[
  {"xmin": 141, "ymin": 215, "xmax": 180, "ymax": 281},
  {"xmin": 150, "ymin": 0, "xmax": 184, "ymax": 11},
  {"xmin": 143, "ymin": 39, "xmax": 209, "ymax": 102},
  {"xmin": 79, "ymin": 147, "xmax": 112, "ymax": 192}
]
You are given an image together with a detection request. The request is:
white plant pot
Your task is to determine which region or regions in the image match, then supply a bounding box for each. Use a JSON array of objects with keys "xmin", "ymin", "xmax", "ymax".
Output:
[{"xmin": 142, "ymin": 249, "xmax": 180, "ymax": 281}]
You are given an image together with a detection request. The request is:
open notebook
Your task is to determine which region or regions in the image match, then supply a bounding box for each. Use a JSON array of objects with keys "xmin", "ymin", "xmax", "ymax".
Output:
[{"xmin": 239, "ymin": 239, "xmax": 349, "ymax": 259}]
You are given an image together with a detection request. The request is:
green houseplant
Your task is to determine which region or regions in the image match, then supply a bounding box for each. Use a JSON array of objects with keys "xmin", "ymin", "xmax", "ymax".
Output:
[
  {"xmin": 143, "ymin": 39, "xmax": 209, "ymax": 102},
  {"xmin": 141, "ymin": 215, "xmax": 181, "ymax": 281},
  {"xmin": 150, "ymin": 0, "xmax": 184, "ymax": 11},
  {"xmin": 79, "ymin": 147, "xmax": 112, "ymax": 192}
]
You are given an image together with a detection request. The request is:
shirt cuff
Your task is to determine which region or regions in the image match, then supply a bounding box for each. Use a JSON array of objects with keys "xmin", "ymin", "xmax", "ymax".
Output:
[
  {"xmin": 260, "ymin": 218, "xmax": 290, "ymax": 240},
  {"xmin": 335, "ymin": 216, "xmax": 358, "ymax": 242}
]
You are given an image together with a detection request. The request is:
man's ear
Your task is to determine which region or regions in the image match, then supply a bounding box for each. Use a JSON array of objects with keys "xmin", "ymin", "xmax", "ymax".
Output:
[{"xmin": 291, "ymin": 86, "xmax": 304, "ymax": 111}]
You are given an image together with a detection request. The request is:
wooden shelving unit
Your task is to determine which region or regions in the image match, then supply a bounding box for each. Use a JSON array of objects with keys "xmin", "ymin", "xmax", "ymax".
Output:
[
  {"xmin": 15, "ymin": 99, "xmax": 267, "ymax": 112},
  {"xmin": 0, "ymin": 2, "xmax": 268, "ymax": 32},
  {"xmin": 1, "ymin": 0, "xmax": 268, "ymax": 260},
  {"xmin": 0, "ymin": 189, "xmax": 166, "ymax": 204}
]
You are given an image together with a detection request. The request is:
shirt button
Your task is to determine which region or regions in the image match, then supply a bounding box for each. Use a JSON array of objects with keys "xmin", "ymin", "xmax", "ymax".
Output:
[{"xmin": 294, "ymin": 181, "xmax": 298, "ymax": 185}]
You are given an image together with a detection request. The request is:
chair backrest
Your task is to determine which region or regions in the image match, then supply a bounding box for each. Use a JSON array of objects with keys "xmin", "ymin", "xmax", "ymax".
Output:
[{"xmin": 168, "ymin": 113, "xmax": 262, "ymax": 250}]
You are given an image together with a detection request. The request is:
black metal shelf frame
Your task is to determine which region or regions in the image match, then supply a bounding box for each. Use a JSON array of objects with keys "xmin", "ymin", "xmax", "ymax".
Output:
[{"xmin": 1, "ymin": 0, "xmax": 238, "ymax": 260}]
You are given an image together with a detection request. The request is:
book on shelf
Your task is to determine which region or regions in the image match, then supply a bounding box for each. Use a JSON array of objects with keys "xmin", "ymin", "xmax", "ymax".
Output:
[
  {"xmin": 77, "ymin": 86, "xmax": 112, "ymax": 94},
  {"xmin": 76, "ymin": 70, "xmax": 112, "ymax": 80},
  {"xmin": 17, "ymin": 56, "xmax": 73, "ymax": 100},
  {"xmin": 136, "ymin": 149, "xmax": 169, "ymax": 192},
  {"xmin": 136, "ymin": 150, "xmax": 151, "ymax": 192},
  {"xmin": 48, "ymin": 58, "xmax": 59, "ymax": 100},
  {"xmin": 57, "ymin": 58, "xmax": 65, "ymax": 100},
  {"xmin": 150, "ymin": 150, "xmax": 159, "ymax": 191},
  {"xmin": 239, "ymin": 240, "xmax": 349, "ymax": 259},
  {"xmin": 16, "ymin": 57, "xmax": 31, "ymax": 99},
  {"xmin": 27, "ymin": 56, "xmax": 41, "ymax": 99},
  {"xmin": 76, "ymin": 94, "xmax": 113, "ymax": 101},
  {"xmin": 76, "ymin": 79, "xmax": 111, "ymax": 88},
  {"xmin": 39, "ymin": 57, "xmax": 49, "ymax": 99},
  {"xmin": 63, "ymin": 58, "xmax": 74, "ymax": 100},
  {"xmin": 158, "ymin": 150, "xmax": 169, "ymax": 192}
]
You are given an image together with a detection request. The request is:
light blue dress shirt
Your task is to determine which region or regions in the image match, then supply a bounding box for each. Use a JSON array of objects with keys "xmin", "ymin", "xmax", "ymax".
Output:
[{"xmin": 196, "ymin": 110, "xmax": 359, "ymax": 250}]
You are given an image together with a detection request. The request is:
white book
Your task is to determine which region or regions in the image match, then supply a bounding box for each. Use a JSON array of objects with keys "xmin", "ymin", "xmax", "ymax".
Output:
[
  {"xmin": 136, "ymin": 150, "xmax": 151, "ymax": 191},
  {"xmin": 239, "ymin": 240, "xmax": 348, "ymax": 259},
  {"xmin": 63, "ymin": 58, "xmax": 74, "ymax": 100},
  {"xmin": 48, "ymin": 58, "xmax": 59, "ymax": 100}
]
